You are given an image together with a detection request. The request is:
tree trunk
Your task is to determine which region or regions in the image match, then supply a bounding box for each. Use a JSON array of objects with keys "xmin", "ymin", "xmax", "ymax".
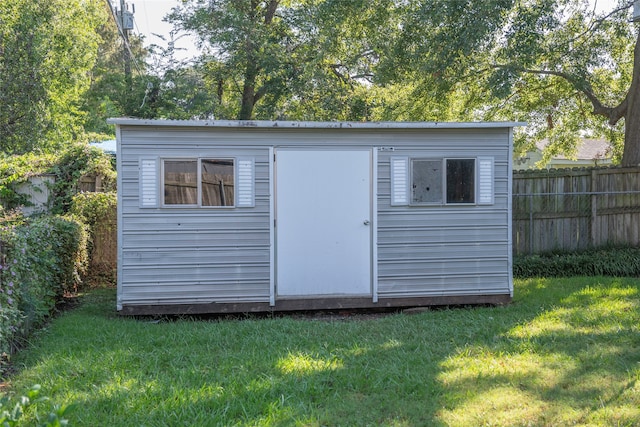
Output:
[
  {"xmin": 238, "ymin": 63, "xmax": 257, "ymax": 120},
  {"xmin": 239, "ymin": 81, "xmax": 256, "ymax": 120},
  {"xmin": 622, "ymin": 30, "xmax": 640, "ymax": 166},
  {"xmin": 236, "ymin": 0, "xmax": 279, "ymax": 120}
]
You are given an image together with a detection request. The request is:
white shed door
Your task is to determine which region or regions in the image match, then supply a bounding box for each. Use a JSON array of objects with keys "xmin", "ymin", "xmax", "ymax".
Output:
[{"xmin": 276, "ymin": 149, "xmax": 371, "ymax": 297}]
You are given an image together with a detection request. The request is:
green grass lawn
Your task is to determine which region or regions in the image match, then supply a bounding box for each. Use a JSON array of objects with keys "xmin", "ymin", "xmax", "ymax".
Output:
[{"xmin": 5, "ymin": 277, "xmax": 640, "ymax": 426}]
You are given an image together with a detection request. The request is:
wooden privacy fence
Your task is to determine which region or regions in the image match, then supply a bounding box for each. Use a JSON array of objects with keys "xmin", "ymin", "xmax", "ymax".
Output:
[
  {"xmin": 78, "ymin": 174, "xmax": 108, "ymax": 192},
  {"xmin": 91, "ymin": 210, "xmax": 117, "ymax": 275},
  {"xmin": 82, "ymin": 167, "xmax": 640, "ymax": 265},
  {"xmin": 513, "ymin": 167, "xmax": 640, "ymax": 255}
]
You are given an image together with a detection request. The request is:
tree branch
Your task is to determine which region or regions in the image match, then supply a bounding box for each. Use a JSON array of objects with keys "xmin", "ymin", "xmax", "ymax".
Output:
[
  {"xmin": 264, "ymin": 0, "xmax": 279, "ymax": 25},
  {"xmin": 328, "ymin": 64, "xmax": 350, "ymax": 83},
  {"xmin": 569, "ymin": 1, "xmax": 634, "ymax": 48},
  {"xmin": 350, "ymin": 73, "xmax": 375, "ymax": 80},
  {"xmin": 493, "ymin": 64, "xmax": 627, "ymax": 125},
  {"xmin": 254, "ymin": 84, "xmax": 268, "ymax": 104}
]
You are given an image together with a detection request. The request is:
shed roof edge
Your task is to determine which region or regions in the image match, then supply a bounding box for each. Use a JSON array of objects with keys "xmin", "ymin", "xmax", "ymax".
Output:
[{"xmin": 107, "ymin": 118, "xmax": 526, "ymax": 129}]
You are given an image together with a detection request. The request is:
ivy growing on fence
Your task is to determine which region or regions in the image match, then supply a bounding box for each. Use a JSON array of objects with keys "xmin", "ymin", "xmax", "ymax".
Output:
[{"xmin": 0, "ymin": 142, "xmax": 116, "ymax": 214}]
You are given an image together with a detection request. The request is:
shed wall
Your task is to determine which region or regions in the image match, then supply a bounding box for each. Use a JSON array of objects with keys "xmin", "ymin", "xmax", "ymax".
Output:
[
  {"xmin": 376, "ymin": 132, "xmax": 511, "ymax": 297},
  {"xmin": 118, "ymin": 128, "xmax": 272, "ymax": 308},
  {"xmin": 117, "ymin": 125, "xmax": 512, "ymax": 310}
]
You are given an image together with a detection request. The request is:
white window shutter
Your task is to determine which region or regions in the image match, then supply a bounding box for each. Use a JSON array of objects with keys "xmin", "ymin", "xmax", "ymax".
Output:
[
  {"xmin": 139, "ymin": 158, "xmax": 158, "ymax": 208},
  {"xmin": 390, "ymin": 157, "xmax": 409, "ymax": 206},
  {"xmin": 237, "ymin": 158, "xmax": 255, "ymax": 207},
  {"xmin": 477, "ymin": 157, "xmax": 494, "ymax": 205}
]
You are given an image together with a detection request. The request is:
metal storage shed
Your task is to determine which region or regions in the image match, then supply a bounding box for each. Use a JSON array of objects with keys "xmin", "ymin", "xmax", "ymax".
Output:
[{"xmin": 108, "ymin": 119, "xmax": 522, "ymax": 315}]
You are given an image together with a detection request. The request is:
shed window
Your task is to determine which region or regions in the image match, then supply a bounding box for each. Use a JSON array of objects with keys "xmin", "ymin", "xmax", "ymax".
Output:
[
  {"xmin": 163, "ymin": 158, "xmax": 235, "ymax": 207},
  {"xmin": 202, "ymin": 159, "xmax": 235, "ymax": 206},
  {"xmin": 164, "ymin": 160, "xmax": 198, "ymax": 205},
  {"xmin": 410, "ymin": 158, "xmax": 476, "ymax": 205},
  {"xmin": 411, "ymin": 159, "xmax": 443, "ymax": 204},
  {"xmin": 446, "ymin": 159, "xmax": 475, "ymax": 204}
]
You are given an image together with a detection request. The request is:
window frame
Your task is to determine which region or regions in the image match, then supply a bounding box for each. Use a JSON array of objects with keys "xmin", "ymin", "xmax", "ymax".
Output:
[
  {"xmin": 408, "ymin": 157, "xmax": 478, "ymax": 206},
  {"xmin": 161, "ymin": 157, "xmax": 236, "ymax": 208}
]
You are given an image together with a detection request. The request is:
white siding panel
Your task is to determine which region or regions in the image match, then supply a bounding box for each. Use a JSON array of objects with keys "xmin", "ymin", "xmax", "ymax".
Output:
[
  {"xmin": 123, "ymin": 231, "xmax": 270, "ymax": 249},
  {"xmin": 378, "ymin": 242, "xmax": 508, "ymax": 260},
  {"xmin": 122, "ymin": 282, "xmax": 270, "ymax": 304},
  {"xmin": 378, "ymin": 275, "xmax": 509, "ymax": 297},
  {"xmin": 376, "ymin": 144, "xmax": 511, "ymax": 297},
  {"xmin": 377, "ymin": 226, "xmax": 509, "ymax": 245}
]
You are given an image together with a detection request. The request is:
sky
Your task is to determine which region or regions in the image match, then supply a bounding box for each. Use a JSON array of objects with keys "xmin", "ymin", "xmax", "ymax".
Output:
[
  {"xmin": 126, "ymin": 0, "xmax": 621, "ymax": 62},
  {"xmin": 125, "ymin": 0, "xmax": 198, "ymax": 60}
]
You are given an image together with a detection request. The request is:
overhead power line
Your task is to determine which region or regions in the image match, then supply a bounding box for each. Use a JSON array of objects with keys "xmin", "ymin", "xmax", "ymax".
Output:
[{"xmin": 103, "ymin": 0, "xmax": 153, "ymax": 95}]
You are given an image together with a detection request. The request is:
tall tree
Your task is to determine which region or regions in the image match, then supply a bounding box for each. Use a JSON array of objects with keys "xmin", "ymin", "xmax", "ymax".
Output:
[
  {"xmin": 167, "ymin": 0, "xmax": 397, "ymax": 121},
  {"xmin": 169, "ymin": 0, "xmax": 298, "ymax": 120},
  {"xmin": 381, "ymin": 0, "xmax": 637, "ymax": 165},
  {"xmin": 81, "ymin": 0, "xmax": 161, "ymax": 135},
  {"xmin": 0, "ymin": 0, "xmax": 105, "ymax": 153}
]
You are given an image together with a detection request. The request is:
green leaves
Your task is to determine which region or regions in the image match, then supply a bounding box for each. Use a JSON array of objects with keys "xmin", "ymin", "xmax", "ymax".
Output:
[
  {"xmin": 0, "ymin": 0, "xmax": 105, "ymax": 154},
  {"xmin": 165, "ymin": 0, "xmax": 398, "ymax": 120},
  {"xmin": 0, "ymin": 385, "xmax": 72, "ymax": 426},
  {"xmin": 0, "ymin": 215, "xmax": 89, "ymax": 372},
  {"xmin": 2, "ymin": 0, "xmax": 637, "ymax": 164},
  {"xmin": 371, "ymin": 0, "xmax": 635, "ymax": 163}
]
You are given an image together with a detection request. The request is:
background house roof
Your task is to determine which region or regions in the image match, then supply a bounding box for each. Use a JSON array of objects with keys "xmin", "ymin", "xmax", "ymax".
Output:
[{"xmin": 535, "ymin": 138, "xmax": 612, "ymax": 161}]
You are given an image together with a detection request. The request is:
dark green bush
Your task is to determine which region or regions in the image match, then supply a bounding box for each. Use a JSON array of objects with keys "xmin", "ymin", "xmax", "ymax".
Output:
[
  {"xmin": 513, "ymin": 247, "xmax": 640, "ymax": 278},
  {"xmin": 70, "ymin": 192, "xmax": 116, "ymax": 231},
  {"xmin": 70, "ymin": 192, "xmax": 116, "ymax": 278},
  {"xmin": 0, "ymin": 215, "xmax": 88, "ymax": 365}
]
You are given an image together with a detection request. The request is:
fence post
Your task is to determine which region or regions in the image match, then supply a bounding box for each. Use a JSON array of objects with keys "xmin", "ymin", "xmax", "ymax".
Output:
[
  {"xmin": 529, "ymin": 194, "xmax": 534, "ymax": 254},
  {"xmin": 0, "ymin": 239, "xmax": 3, "ymax": 287},
  {"xmin": 590, "ymin": 169, "xmax": 597, "ymax": 247}
]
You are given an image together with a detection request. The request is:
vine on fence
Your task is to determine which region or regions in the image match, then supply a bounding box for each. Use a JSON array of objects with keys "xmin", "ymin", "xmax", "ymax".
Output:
[
  {"xmin": 0, "ymin": 142, "xmax": 116, "ymax": 214},
  {"xmin": 70, "ymin": 192, "xmax": 117, "ymax": 280}
]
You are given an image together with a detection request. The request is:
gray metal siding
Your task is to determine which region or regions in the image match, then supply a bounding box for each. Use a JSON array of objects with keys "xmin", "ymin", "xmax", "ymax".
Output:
[
  {"xmin": 376, "ymin": 131, "xmax": 511, "ymax": 298},
  {"xmin": 118, "ymin": 127, "xmax": 271, "ymax": 307},
  {"xmin": 117, "ymin": 124, "xmax": 513, "ymax": 308}
]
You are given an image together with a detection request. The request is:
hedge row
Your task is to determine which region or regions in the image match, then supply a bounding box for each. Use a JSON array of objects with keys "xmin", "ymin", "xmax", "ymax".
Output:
[
  {"xmin": 513, "ymin": 247, "xmax": 640, "ymax": 278},
  {"xmin": 0, "ymin": 215, "xmax": 88, "ymax": 369}
]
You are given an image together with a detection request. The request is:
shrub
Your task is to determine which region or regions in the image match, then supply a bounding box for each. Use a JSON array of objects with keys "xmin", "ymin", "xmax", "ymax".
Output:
[
  {"xmin": 0, "ymin": 215, "xmax": 88, "ymax": 370},
  {"xmin": 0, "ymin": 384, "xmax": 72, "ymax": 426},
  {"xmin": 513, "ymin": 247, "xmax": 640, "ymax": 278},
  {"xmin": 70, "ymin": 192, "xmax": 116, "ymax": 232},
  {"xmin": 48, "ymin": 143, "xmax": 116, "ymax": 214}
]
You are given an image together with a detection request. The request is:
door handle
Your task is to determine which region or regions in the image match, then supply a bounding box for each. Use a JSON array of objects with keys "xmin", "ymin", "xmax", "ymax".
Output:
[{"xmin": 363, "ymin": 220, "xmax": 370, "ymax": 226}]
